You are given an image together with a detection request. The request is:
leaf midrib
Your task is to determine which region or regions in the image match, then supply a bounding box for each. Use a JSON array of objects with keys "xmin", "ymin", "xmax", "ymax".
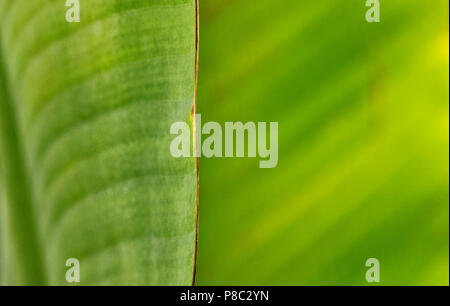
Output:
[{"xmin": 0, "ymin": 34, "xmax": 46, "ymax": 285}]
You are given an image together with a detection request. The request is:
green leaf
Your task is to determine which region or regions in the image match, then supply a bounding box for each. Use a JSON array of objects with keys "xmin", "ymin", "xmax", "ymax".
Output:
[
  {"xmin": 196, "ymin": 0, "xmax": 448, "ymax": 285},
  {"xmin": 0, "ymin": 0, "xmax": 198, "ymax": 285}
]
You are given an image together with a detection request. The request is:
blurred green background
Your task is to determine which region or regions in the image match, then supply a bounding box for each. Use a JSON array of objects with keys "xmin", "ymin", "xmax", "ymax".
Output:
[{"xmin": 195, "ymin": 0, "xmax": 449, "ymax": 285}]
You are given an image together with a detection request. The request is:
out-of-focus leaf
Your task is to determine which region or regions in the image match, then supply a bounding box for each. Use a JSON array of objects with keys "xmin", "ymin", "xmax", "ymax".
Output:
[
  {"xmin": 0, "ymin": 0, "xmax": 198, "ymax": 285},
  {"xmin": 196, "ymin": 0, "xmax": 449, "ymax": 285}
]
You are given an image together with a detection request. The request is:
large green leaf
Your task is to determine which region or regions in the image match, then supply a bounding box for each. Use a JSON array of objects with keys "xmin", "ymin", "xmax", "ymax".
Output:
[
  {"xmin": 0, "ymin": 0, "xmax": 198, "ymax": 285},
  {"xmin": 196, "ymin": 0, "xmax": 448, "ymax": 285}
]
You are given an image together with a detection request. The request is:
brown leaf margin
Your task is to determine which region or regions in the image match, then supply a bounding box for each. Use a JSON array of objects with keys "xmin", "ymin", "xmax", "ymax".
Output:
[{"xmin": 192, "ymin": 0, "xmax": 200, "ymax": 286}]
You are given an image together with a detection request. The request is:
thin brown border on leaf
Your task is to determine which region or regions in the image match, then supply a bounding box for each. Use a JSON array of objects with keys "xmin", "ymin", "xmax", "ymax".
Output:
[{"xmin": 192, "ymin": 0, "xmax": 199, "ymax": 286}]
